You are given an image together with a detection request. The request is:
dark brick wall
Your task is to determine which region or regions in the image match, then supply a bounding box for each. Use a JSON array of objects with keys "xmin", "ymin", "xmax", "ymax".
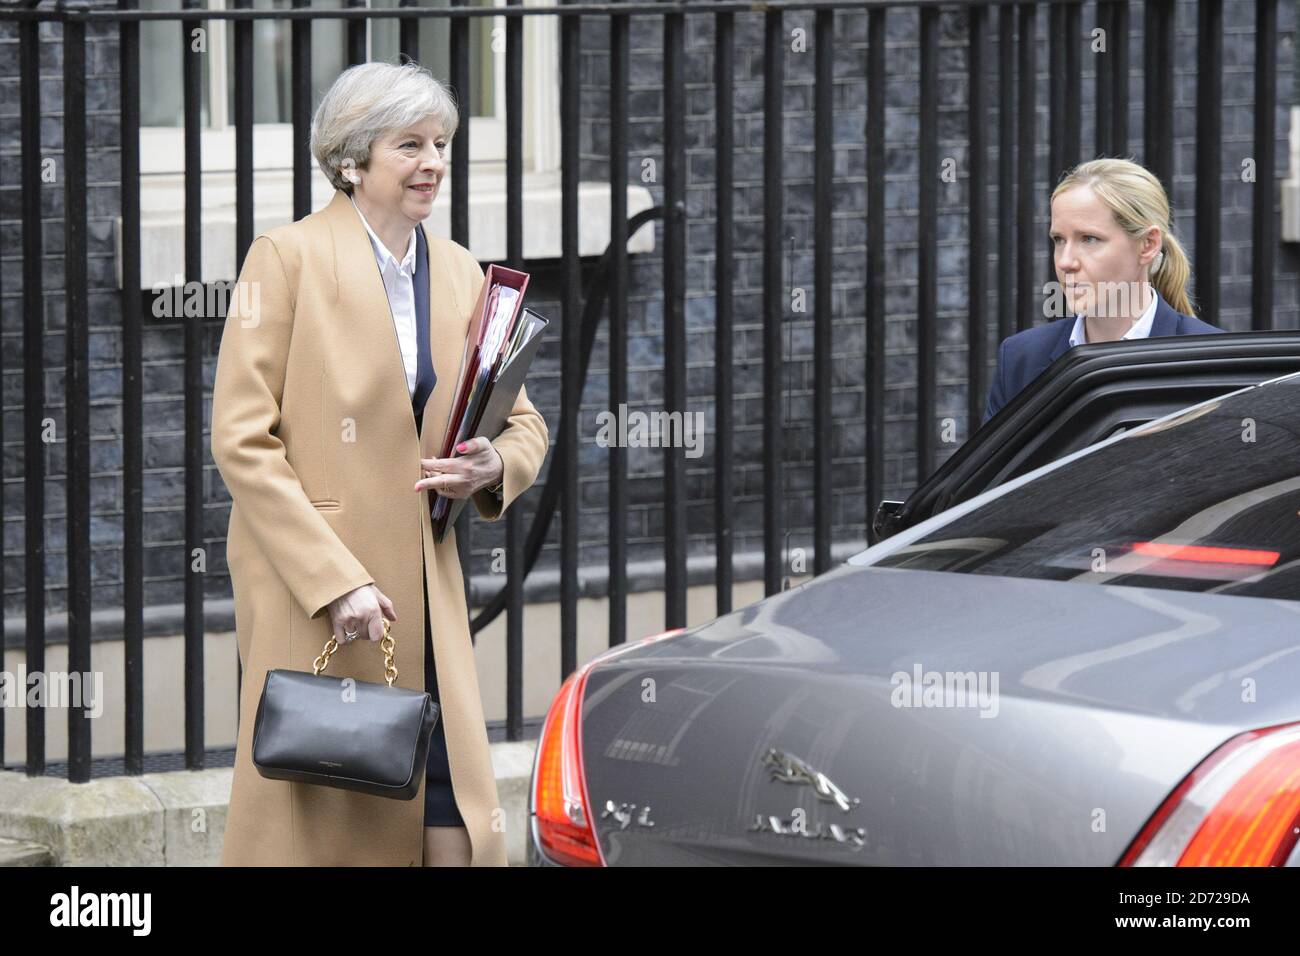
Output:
[
  {"xmin": 1, "ymin": 3, "xmax": 135, "ymax": 618},
  {"xmin": 0, "ymin": 0, "xmax": 1297, "ymax": 623}
]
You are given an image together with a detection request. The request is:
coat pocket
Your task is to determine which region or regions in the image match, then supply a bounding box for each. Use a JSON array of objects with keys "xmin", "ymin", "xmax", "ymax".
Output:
[{"xmin": 310, "ymin": 499, "xmax": 342, "ymax": 512}]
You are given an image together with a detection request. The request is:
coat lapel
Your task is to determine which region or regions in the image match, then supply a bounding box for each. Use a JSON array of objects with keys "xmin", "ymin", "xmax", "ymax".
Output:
[
  {"xmin": 418, "ymin": 223, "xmax": 473, "ymax": 466},
  {"xmin": 321, "ymin": 189, "xmax": 417, "ymax": 442},
  {"xmin": 320, "ymin": 188, "xmax": 471, "ymax": 509},
  {"xmin": 1150, "ymin": 291, "xmax": 1179, "ymax": 337},
  {"xmin": 1052, "ymin": 290, "xmax": 1177, "ymax": 355},
  {"xmin": 1046, "ymin": 317, "xmax": 1075, "ymax": 363},
  {"xmin": 322, "ymin": 189, "xmax": 474, "ymax": 461}
]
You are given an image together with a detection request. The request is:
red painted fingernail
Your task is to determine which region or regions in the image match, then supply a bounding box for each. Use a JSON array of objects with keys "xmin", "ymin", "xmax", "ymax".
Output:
[{"xmin": 457, "ymin": 442, "xmax": 467, "ymax": 452}]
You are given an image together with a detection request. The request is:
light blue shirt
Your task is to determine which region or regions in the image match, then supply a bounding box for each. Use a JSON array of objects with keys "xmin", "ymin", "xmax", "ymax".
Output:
[
  {"xmin": 349, "ymin": 195, "xmax": 419, "ymax": 398},
  {"xmin": 1067, "ymin": 286, "xmax": 1159, "ymax": 347}
]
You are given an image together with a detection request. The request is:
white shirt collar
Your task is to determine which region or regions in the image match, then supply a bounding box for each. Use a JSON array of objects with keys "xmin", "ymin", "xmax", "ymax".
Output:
[
  {"xmin": 349, "ymin": 194, "xmax": 418, "ymax": 275},
  {"xmin": 1068, "ymin": 286, "xmax": 1160, "ymax": 347}
]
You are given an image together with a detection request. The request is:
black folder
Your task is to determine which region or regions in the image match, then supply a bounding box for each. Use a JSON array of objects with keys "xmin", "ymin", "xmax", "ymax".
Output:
[{"xmin": 432, "ymin": 307, "xmax": 549, "ymax": 542}]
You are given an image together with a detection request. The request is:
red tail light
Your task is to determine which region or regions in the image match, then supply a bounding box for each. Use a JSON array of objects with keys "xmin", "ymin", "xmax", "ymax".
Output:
[
  {"xmin": 531, "ymin": 627, "xmax": 685, "ymax": 867},
  {"xmin": 1119, "ymin": 721, "xmax": 1300, "ymax": 866},
  {"xmin": 532, "ymin": 669, "xmax": 600, "ymax": 866},
  {"xmin": 1130, "ymin": 542, "xmax": 1280, "ymax": 566}
]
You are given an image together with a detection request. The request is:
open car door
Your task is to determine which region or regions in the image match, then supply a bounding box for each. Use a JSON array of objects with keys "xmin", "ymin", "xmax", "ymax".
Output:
[{"xmin": 874, "ymin": 330, "xmax": 1300, "ymax": 540}]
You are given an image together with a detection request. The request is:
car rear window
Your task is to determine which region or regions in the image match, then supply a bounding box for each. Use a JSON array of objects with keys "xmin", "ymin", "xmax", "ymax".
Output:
[{"xmin": 866, "ymin": 380, "xmax": 1300, "ymax": 601}]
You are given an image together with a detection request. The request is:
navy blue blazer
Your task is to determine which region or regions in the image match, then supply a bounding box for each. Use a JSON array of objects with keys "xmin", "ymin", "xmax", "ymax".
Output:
[{"xmin": 982, "ymin": 293, "xmax": 1224, "ymax": 424}]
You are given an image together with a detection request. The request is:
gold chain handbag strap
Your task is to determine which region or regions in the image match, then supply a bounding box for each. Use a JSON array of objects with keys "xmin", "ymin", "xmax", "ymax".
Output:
[{"xmin": 313, "ymin": 619, "xmax": 398, "ymax": 687}]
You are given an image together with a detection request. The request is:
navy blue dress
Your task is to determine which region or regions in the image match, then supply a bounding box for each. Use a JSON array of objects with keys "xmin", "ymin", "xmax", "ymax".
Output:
[{"xmin": 409, "ymin": 225, "xmax": 466, "ymax": 829}]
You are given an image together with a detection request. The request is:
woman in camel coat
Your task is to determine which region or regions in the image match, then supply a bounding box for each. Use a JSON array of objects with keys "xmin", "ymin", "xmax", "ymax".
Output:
[{"xmin": 210, "ymin": 61, "xmax": 548, "ymax": 866}]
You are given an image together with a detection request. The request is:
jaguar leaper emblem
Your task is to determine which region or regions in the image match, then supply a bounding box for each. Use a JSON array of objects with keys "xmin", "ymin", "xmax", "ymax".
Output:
[{"xmin": 762, "ymin": 748, "xmax": 860, "ymax": 812}]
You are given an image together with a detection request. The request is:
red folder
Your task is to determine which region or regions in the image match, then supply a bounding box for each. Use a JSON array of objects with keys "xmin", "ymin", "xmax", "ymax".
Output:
[{"xmin": 437, "ymin": 264, "xmax": 530, "ymax": 462}]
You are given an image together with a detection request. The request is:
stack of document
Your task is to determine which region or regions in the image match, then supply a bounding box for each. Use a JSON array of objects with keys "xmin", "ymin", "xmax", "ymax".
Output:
[{"xmin": 431, "ymin": 264, "xmax": 550, "ymax": 541}]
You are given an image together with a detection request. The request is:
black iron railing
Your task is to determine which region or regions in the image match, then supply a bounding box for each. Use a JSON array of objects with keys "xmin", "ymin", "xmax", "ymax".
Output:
[{"xmin": 0, "ymin": 0, "xmax": 1292, "ymax": 781}]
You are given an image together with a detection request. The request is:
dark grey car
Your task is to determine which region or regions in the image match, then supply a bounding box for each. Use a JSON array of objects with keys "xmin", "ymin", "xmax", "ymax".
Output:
[{"xmin": 528, "ymin": 334, "xmax": 1300, "ymax": 866}]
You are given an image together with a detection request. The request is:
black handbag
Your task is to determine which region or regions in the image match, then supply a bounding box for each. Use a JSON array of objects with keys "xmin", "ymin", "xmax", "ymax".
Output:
[{"xmin": 251, "ymin": 619, "xmax": 439, "ymax": 800}]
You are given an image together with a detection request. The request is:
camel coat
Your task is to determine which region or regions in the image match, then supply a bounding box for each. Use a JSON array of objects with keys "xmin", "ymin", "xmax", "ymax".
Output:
[{"xmin": 211, "ymin": 188, "xmax": 548, "ymax": 866}]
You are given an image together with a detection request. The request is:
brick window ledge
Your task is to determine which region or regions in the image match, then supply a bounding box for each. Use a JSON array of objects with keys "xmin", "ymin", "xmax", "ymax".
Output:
[
  {"xmin": 1283, "ymin": 107, "xmax": 1300, "ymax": 243},
  {"xmin": 116, "ymin": 165, "xmax": 657, "ymax": 290}
]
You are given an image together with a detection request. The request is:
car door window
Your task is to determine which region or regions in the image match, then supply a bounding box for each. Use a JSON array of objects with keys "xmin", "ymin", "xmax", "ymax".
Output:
[{"xmin": 867, "ymin": 381, "xmax": 1300, "ymax": 601}]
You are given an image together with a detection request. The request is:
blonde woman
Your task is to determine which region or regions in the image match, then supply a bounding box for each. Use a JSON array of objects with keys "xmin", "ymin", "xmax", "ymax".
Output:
[
  {"xmin": 983, "ymin": 158, "xmax": 1222, "ymax": 423},
  {"xmin": 211, "ymin": 61, "xmax": 548, "ymax": 866}
]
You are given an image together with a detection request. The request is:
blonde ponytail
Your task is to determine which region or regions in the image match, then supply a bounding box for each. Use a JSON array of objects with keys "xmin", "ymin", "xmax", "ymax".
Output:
[
  {"xmin": 1052, "ymin": 158, "xmax": 1197, "ymax": 318},
  {"xmin": 1150, "ymin": 229, "xmax": 1195, "ymax": 317}
]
